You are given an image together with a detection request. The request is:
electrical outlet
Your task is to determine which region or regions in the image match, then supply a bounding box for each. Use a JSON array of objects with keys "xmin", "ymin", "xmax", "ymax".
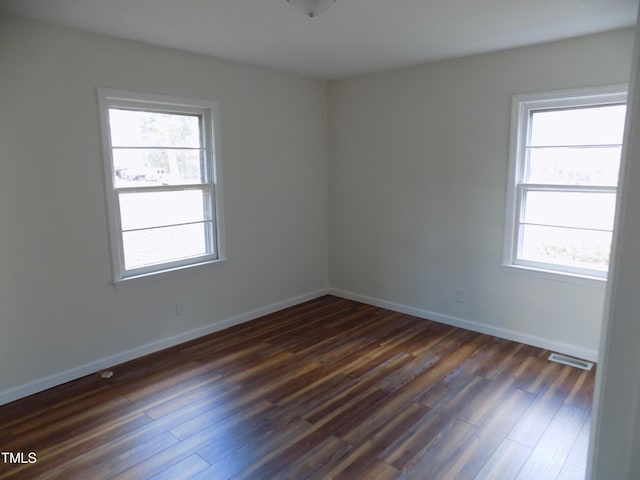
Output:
[
  {"xmin": 455, "ymin": 289, "xmax": 465, "ymax": 304},
  {"xmin": 176, "ymin": 301, "xmax": 184, "ymax": 317}
]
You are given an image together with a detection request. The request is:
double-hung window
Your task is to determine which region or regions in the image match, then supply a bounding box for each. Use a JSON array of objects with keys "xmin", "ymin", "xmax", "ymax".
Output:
[
  {"xmin": 504, "ymin": 85, "xmax": 627, "ymax": 281},
  {"xmin": 98, "ymin": 89, "xmax": 224, "ymax": 284}
]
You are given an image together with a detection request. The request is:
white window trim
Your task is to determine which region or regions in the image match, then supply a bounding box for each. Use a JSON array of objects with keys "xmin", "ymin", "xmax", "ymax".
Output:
[
  {"xmin": 97, "ymin": 88, "xmax": 226, "ymax": 286},
  {"xmin": 502, "ymin": 84, "xmax": 627, "ymax": 286}
]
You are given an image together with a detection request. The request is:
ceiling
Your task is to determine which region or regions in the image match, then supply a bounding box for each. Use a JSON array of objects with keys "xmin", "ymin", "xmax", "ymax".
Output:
[{"xmin": 0, "ymin": 0, "xmax": 637, "ymax": 79}]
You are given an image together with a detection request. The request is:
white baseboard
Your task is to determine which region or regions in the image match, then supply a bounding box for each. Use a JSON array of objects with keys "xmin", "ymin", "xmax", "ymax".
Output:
[
  {"xmin": 329, "ymin": 288, "xmax": 598, "ymax": 362},
  {"xmin": 0, "ymin": 288, "xmax": 329, "ymax": 407},
  {"xmin": 1, "ymin": 286, "xmax": 597, "ymax": 407}
]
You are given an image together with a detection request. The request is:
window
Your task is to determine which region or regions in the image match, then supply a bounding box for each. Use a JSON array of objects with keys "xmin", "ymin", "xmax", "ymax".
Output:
[
  {"xmin": 98, "ymin": 89, "xmax": 224, "ymax": 284},
  {"xmin": 503, "ymin": 86, "xmax": 627, "ymax": 281}
]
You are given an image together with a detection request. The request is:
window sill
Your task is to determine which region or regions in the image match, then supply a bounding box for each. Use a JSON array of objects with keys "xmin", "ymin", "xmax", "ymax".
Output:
[
  {"xmin": 500, "ymin": 263, "xmax": 607, "ymax": 287},
  {"xmin": 113, "ymin": 257, "xmax": 227, "ymax": 288}
]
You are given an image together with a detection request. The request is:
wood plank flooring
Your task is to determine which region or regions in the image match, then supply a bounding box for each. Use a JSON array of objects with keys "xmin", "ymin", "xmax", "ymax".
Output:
[{"xmin": 0, "ymin": 295, "xmax": 595, "ymax": 479}]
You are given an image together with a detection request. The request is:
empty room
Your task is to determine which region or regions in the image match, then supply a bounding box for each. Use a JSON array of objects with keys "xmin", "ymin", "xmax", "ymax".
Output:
[{"xmin": 1, "ymin": 1, "xmax": 640, "ymax": 479}]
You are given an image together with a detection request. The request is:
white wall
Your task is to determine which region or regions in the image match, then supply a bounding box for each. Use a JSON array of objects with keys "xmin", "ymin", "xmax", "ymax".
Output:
[
  {"xmin": 328, "ymin": 29, "xmax": 634, "ymax": 360},
  {"xmin": 0, "ymin": 16, "xmax": 328, "ymax": 404},
  {"xmin": 589, "ymin": 22, "xmax": 640, "ymax": 480},
  {"xmin": 0, "ymin": 13, "xmax": 635, "ymax": 410}
]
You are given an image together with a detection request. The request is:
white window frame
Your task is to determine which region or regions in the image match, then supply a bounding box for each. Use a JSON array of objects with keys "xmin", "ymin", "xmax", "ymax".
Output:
[
  {"xmin": 97, "ymin": 88, "xmax": 225, "ymax": 285},
  {"xmin": 503, "ymin": 85, "xmax": 627, "ymax": 284}
]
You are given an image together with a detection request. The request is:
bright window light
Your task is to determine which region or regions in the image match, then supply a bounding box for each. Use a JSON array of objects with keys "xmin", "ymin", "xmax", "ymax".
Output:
[
  {"xmin": 504, "ymin": 86, "xmax": 627, "ymax": 281},
  {"xmin": 98, "ymin": 89, "xmax": 224, "ymax": 283}
]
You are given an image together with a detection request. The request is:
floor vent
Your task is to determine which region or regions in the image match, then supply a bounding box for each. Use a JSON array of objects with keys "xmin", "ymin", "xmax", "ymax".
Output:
[{"xmin": 548, "ymin": 353, "xmax": 593, "ymax": 371}]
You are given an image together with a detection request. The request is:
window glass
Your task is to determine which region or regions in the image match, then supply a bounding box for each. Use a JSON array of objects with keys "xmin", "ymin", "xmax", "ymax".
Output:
[
  {"xmin": 504, "ymin": 86, "xmax": 626, "ymax": 280},
  {"xmin": 118, "ymin": 190, "xmax": 207, "ymax": 231},
  {"xmin": 526, "ymin": 146, "xmax": 621, "ymax": 186},
  {"xmin": 112, "ymin": 148, "xmax": 205, "ymax": 187},
  {"xmin": 529, "ymin": 105, "xmax": 626, "ymax": 147},
  {"xmin": 108, "ymin": 109, "xmax": 201, "ymax": 148},
  {"xmin": 522, "ymin": 191, "xmax": 616, "ymax": 231},
  {"xmin": 520, "ymin": 225, "xmax": 611, "ymax": 272},
  {"xmin": 122, "ymin": 223, "xmax": 210, "ymax": 269},
  {"xmin": 98, "ymin": 89, "xmax": 222, "ymax": 282}
]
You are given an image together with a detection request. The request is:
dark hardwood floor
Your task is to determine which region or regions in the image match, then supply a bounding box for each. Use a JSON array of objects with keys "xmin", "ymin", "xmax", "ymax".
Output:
[{"xmin": 0, "ymin": 295, "xmax": 595, "ymax": 479}]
